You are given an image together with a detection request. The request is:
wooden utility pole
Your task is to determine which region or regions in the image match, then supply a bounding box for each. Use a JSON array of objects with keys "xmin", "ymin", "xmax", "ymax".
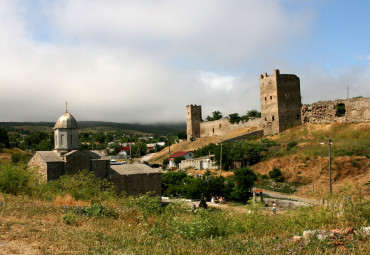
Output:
[
  {"xmin": 220, "ymin": 141, "xmax": 222, "ymax": 175},
  {"xmin": 328, "ymin": 139, "xmax": 333, "ymax": 194}
]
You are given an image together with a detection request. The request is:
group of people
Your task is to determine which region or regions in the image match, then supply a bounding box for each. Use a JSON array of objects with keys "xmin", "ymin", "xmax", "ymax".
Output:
[{"xmin": 211, "ymin": 196, "xmax": 226, "ymax": 204}]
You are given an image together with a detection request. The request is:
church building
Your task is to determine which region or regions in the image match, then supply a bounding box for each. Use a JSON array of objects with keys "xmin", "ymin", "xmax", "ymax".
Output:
[{"xmin": 28, "ymin": 108, "xmax": 161, "ymax": 196}]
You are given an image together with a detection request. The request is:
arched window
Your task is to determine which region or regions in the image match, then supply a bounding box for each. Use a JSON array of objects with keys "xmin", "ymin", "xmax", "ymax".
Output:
[
  {"xmin": 213, "ymin": 128, "xmax": 215, "ymax": 134},
  {"xmin": 272, "ymin": 115, "xmax": 275, "ymax": 121}
]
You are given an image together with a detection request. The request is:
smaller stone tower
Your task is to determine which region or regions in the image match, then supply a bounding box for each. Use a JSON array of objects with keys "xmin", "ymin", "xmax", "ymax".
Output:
[
  {"xmin": 186, "ymin": 104, "xmax": 202, "ymax": 140},
  {"xmin": 260, "ymin": 69, "xmax": 301, "ymax": 135},
  {"xmin": 53, "ymin": 110, "xmax": 79, "ymax": 154}
]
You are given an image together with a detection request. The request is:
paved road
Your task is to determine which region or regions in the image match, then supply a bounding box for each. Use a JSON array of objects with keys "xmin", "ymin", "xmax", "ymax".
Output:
[
  {"xmin": 139, "ymin": 153, "xmax": 156, "ymax": 163},
  {"xmin": 253, "ymin": 188, "xmax": 317, "ymax": 204}
]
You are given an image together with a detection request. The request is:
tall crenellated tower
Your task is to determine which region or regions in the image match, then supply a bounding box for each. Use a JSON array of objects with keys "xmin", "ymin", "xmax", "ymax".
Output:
[
  {"xmin": 186, "ymin": 104, "xmax": 202, "ymax": 140},
  {"xmin": 260, "ymin": 69, "xmax": 301, "ymax": 135}
]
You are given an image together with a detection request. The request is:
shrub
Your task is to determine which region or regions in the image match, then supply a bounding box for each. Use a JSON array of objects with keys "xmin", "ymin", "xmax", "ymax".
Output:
[
  {"xmin": 0, "ymin": 164, "xmax": 36, "ymax": 195},
  {"xmin": 162, "ymin": 158, "xmax": 169, "ymax": 169},
  {"xmin": 268, "ymin": 167, "xmax": 283, "ymax": 180},
  {"xmin": 261, "ymin": 174, "xmax": 268, "ymax": 179},
  {"xmin": 53, "ymin": 170, "xmax": 117, "ymax": 202},
  {"xmin": 61, "ymin": 214, "xmax": 77, "ymax": 225},
  {"xmin": 11, "ymin": 154, "xmax": 20, "ymax": 163},
  {"xmin": 65, "ymin": 203, "xmax": 118, "ymax": 218},
  {"xmin": 171, "ymin": 209, "xmax": 228, "ymax": 239},
  {"xmin": 286, "ymin": 141, "xmax": 298, "ymax": 151},
  {"xmin": 128, "ymin": 193, "xmax": 162, "ymax": 215}
]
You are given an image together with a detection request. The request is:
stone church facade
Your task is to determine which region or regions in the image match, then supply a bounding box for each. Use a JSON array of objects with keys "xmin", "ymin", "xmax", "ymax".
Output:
[{"xmin": 28, "ymin": 110, "xmax": 161, "ymax": 196}]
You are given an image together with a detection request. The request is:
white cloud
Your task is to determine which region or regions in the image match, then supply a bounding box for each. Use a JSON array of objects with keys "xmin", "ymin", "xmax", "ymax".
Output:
[{"xmin": 0, "ymin": 0, "xmax": 368, "ymax": 124}]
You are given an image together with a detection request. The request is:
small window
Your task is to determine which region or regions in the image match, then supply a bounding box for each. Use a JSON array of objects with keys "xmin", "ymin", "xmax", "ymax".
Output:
[
  {"xmin": 272, "ymin": 115, "xmax": 275, "ymax": 121},
  {"xmin": 213, "ymin": 128, "xmax": 215, "ymax": 134},
  {"xmin": 195, "ymin": 131, "xmax": 198, "ymax": 135},
  {"xmin": 270, "ymin": 96, "xmax": 272, "ymax": 100},
  {"xmin": 264, "ymin": 97, "xmax": 267, "ymax": 101},
  {"xmin": 264, "ymin": 117, "xmax": 267, "ymax": 121},
  {"xmin": 296, "ymin": 114, "xmax": 300, "ymax": 119},
  {"xmin": 219, "ymin": 124, "xmax": 222, "ymax": 129}
]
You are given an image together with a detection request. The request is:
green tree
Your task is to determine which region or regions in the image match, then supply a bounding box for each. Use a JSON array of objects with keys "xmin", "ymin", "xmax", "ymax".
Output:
[
  {"xmin": 231, "ymin": 167, "xmax": 257, "ymax": 201},
  {"xmin": 132, "ymin": 142, "xmax": 147, "ymax": 157},
  {"xmin": 206, "ymin": 111, "xmax": 223, "ymax": 121},
  {"xmin": 38, "ymin": 140, "xmax": 53, "ymax": 151},
  {"xmin": 24, "ymin": 131, "xmax": 50, "ymax": 150},
  {"xmin": 246, "ymin": 109, "xmax": 261, "ymax": 118},
  {"xmin": 177, "ymin": 131, "xmax": 187, "ymax": 140},
  {"xmin": 241, "ymin": 109, "xmax": 261, "ymax": 121},
  {"xmin": 0, "ymin": 127, "xmax": 10, "ymax": 148},
  {"xmin": 174, "ymin": 156, "xmax": 185, "ymax": 165},
  {"xmin": 228, "ymin": 113, "xmax": 241, "ymax": 124},
  {"xmin": 105, "ymin": 133, "xmax": 114, "ymax": 143},
  {"xmin": 91, "ymin": 132, "xmax": 105, "ymax": 144}
]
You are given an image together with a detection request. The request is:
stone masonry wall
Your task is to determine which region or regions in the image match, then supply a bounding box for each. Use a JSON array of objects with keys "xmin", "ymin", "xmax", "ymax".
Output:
[
  {"xmin": 28, "ymin": 154, "xmax": 48, "ymax": 182},
  {"xmin": 301, "ymin": 97, "xmax": 370, "ymax": 124},
  {"xmin": 110, "ymin": 172, "xmax": 162, "ymax": 196},
  {"xmin": 199, "ymin": 118, "xmax": 262, "ymax": 138}
]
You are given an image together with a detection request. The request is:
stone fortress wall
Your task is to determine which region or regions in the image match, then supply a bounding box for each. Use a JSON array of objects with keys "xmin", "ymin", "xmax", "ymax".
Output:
[
  {"xmin": 186, "ymin": 104, "xmax": 262, "ymax": 140},
  {"xmin": 199, "ymin": 117, "xmax": 262, "ymax": 138},
  {"xmin": 187, "ymin": 69, "xmax": 370, "ymax": 140},
  {"xmin": 301, "ymin": 97, "xmax": 370, "ymax": 124}
]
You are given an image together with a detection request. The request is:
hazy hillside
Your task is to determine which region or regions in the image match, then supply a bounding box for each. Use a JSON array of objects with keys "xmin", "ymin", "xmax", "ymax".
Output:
[{"xmin": 0, "ymin": 121, "xmax": 186, "ymax": 136}]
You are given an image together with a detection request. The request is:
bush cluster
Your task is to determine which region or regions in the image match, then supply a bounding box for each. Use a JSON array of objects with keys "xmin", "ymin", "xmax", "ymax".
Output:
[
  {"xmin": 0, "ymin": 163, "xmax": 36, "ymax": 195},
  {"xmin": 0, "ymin": 164, "xmax": 118, "ymax": 202},
  {"xmin": 162, "ymin": 168, "xmax": 256, "ymax": 201}
]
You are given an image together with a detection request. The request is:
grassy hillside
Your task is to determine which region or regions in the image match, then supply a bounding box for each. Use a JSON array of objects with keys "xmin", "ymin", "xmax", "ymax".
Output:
[
  {"xmin": 152, "ymin": 123, "xmax": 370, "ymax": 199},
  {"xmin": 0, "ymin": 166, "xmax": 369, "ymax": 254},
  {"xmin": 0, "ymin": 124, "xmax": 369, "ymax": 254}
]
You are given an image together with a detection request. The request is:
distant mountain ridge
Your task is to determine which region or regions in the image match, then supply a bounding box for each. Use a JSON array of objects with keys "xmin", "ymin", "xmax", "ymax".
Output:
[{"xmin": 0, "ymin": 121, "xmax": 186, "ymax": 135}]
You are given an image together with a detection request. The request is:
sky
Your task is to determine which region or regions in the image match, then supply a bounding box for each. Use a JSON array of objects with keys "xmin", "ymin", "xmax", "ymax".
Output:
[{"xmin": 0, "ymin": 0, "xmax": 369, "ymax": 123}]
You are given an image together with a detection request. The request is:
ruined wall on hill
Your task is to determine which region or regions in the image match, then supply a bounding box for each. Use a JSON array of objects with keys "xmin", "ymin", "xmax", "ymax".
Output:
[
  {"xmin": 199, "ymin": 118, "xmax": 262, "ymax": 138},
  {"xmin": 301, "ymin": 98, "xmax": 370, "ymax": 124}
]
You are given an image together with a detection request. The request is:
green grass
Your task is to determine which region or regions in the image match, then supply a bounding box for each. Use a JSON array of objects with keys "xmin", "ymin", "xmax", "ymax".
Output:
[
  {"xmin": 263, "ymin": 123, "xmax": 370, "ymax": 160},
  {"xmin": 0, "ymin": 160, "xmax": 369, "ymax": 254},
  {"xmin": 0, "ymin": 191, "xmax": 369, "ymax": 254}
]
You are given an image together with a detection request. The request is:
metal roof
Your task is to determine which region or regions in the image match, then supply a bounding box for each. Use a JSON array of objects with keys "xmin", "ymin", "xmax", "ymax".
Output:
[{"xmin": 54, "ymin": 111, "xmax": 79, "ymax": 129}]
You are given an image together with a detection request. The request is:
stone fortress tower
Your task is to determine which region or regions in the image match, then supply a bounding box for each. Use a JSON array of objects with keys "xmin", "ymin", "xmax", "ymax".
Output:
[
  {"xmin": 186, "ymin": 104, "xmax": 202, "ymax": 139},
  {"xmin": 259, "ymin": 69, "xmax": 301, "ymax": 135},
  {"xmin": 187, "ymin": 69, "xmax": 368, "ymax": 140},
  {"xmin": 53, "ymin": 110, "xmax": 79, "ymax": 154}
]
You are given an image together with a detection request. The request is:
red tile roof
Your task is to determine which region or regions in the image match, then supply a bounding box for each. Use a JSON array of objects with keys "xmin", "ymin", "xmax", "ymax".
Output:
[
  {"xmin": 169, "ymin": 151, "xmax": 192, "ymax": 159},
  {"xmin": 120, "ymin": 146, "xmax": 131, "ymax": 152}
]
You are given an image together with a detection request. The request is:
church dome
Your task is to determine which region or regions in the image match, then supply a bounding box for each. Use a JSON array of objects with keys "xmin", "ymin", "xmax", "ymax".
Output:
[{"xmin": 54, "ymin": 111, "xmax": 79, "ymax": 129}]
